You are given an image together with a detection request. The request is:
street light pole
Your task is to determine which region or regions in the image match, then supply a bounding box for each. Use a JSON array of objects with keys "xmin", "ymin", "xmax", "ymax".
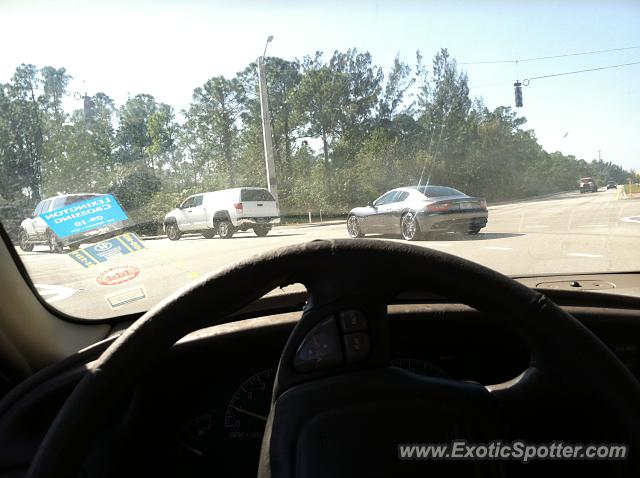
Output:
[{"xmin": 257, "ymin": 35, "xmax": 278, "ymax": 203}]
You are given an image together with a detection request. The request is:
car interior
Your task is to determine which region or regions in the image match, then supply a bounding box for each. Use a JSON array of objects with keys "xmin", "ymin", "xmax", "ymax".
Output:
[{"xmin": 0, "ymin": 222, "xmax": 639, "ymax": 477}]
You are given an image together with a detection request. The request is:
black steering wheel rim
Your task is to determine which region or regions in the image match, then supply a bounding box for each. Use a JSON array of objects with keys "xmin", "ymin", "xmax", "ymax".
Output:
[{"xmin": 26, "ymin": 239, "xmax": 640, "ymax": 477}]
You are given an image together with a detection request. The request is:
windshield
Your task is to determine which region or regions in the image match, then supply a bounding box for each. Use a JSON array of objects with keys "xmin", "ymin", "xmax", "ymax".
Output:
[{"xmin": 1, "ymin": 1, "xmax": 639, "ymax": 320}]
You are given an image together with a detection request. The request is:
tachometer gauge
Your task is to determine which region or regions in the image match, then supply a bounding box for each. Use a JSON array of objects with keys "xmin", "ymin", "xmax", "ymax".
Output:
[
  {"xmin": 224, "ymin": 368, "xmax": 275, "ymax": 441},
  {"xmin": 391, "ymin": 357, "xmax": 450, "ymax": 378}
]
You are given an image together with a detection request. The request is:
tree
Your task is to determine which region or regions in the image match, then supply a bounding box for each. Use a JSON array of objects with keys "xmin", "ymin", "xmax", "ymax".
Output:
[
  {"xmin": 1, "ymin": 64, "xmax": 45, "ymax": 202},
  {"xmin": 115, "ymin": 94, "xmax": 159, "ymax": 167},
  {"xmin": 416, "ymin": 48, "xmax": 472, "ymax": 184},
  {"xmin": 294, "ymin": 53, "xmax": 349, "ymax": 169},
  {"xmin": 184, "ymin": 76, "xmax": 245, "ymax": 187},
  {"xmin": 378, "ymin": 55, "xmax": 415, "ymax": 121}
]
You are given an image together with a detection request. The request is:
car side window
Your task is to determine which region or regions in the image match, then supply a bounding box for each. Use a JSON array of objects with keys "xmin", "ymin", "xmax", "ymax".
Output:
[
  {"xmin": 181, "ymin": 196, "xmax": 195, "ymax": 209},
  {"xmin": 33, "ymin": 201, "xmax": 45, "ymax": 216},
  {"xmin": 387, "ymin": 191, "xmax": 405, "ymax": 204},
  {"xmin": 50, "ymin": 197, "xmax": 67, "ymax": 210},
  {"xmin": 374, "ymin": 192, "xmax": 395, "ymax": 206},
  {"xmin": 40, "ymin": 199, "xmax": 52, "ymax": 214},
  {"xmin": 193, "ymin": 195, "xmax": 203, "ymax": 207},
  {"xmin": 395, "ymin": 191, "xmax": 409, "ymax": 202}
]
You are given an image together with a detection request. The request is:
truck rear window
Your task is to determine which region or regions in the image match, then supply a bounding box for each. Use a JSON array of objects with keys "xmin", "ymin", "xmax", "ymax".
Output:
[{"xmin": 241, "ymin": 189, "xmax": 275, "ymax": 202}]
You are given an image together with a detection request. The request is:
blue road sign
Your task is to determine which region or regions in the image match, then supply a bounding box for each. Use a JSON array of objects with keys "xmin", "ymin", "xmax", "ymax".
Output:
[{"xmin": 40, "ymin": 194, "xmax": 128, "ymax": 239}]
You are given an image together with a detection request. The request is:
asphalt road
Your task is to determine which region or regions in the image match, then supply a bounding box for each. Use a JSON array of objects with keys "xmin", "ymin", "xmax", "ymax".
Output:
[{"xmin": 16, "ymin": 188, "xmax": 640, "ymax": 319}]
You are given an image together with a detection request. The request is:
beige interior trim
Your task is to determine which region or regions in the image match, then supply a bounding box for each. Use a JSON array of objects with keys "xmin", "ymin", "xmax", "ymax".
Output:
[{"xmin": 0, "ymin": 238, "xmax": 111, "ymax": 373}]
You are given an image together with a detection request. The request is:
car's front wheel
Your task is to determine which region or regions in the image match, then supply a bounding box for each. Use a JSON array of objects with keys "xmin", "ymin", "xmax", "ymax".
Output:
[
  {"xmin": 254, "ymin": 225, "xmax": 272, "ymax": 237},
  {"xmin": 400, "ymin": 212, "xmax": 420, "ymax": 241},
  {"xmin": 47, "ymin": 230, "xmax": 64, "ymax": 253},
  {"xmin": 19, "ymin": 228, "xmax": 34, "ymax": 252},
  {"xmin": 217, "ymin": 219, "xmax": 235, "ymax": 239},
  {"xmin": 166, "ymin": 224, "xmax": 181, "ymax": 241},
  {"xmin": 347, "ymin": 215, "xmax": 364, "ymax": 238}
]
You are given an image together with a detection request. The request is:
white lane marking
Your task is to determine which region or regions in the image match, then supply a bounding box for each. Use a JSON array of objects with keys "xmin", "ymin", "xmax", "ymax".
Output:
[
  {"xmin": 484, "ymin": 246, "xmax": 512, "ymax": 251},
  {"xmin": 34, "ymin": 284, "xmax": 77, "ymax": 303},
  {"xmin": 576, "ymin": 224, "xmax": 608, "ymax": 228},
  {"xmin": 620, "ymin": 216, "xmax": 640, "ymax": 223},
  {"xmin": 525, "ymin": 225, "xmax": 548, "ymax": 228},
  {"xmin": 567, "ymin": 253, "xmax": 602, "ymax": 258}
]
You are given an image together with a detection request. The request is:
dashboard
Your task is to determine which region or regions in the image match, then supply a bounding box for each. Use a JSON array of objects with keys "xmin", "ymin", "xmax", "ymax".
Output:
[{"xmin": 0, "ymin": 294, "xmax": 639, "ymax": 478}]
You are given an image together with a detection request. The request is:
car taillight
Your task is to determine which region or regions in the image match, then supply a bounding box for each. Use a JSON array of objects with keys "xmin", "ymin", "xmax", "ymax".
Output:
[
  {"xmin": 234, "ymin": 203, "xmax": 243, "ymax": 212},
  {"xmin": 479, "ymin": 199, "xmax": 487, "ymax": 209},
  {"xmin": 426, "ymin": 202, "xmax": 452, "ymax": 212}
]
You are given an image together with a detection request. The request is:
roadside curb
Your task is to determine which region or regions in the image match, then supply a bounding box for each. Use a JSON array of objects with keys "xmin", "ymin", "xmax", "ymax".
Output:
[
  {"xmin": 138, "ymin": 220, "xmax": 346, "ymax": 241},
  {"xmin": 277, "ymin": 220, "xmax": 345, "ymax": 229},
  {"xmin": 488, "ymin": 190, "xmax": 574, "ymax": 208},
  {"xmin": 138, "ymin": 235, "xmax": 166, "ymax": 241}
]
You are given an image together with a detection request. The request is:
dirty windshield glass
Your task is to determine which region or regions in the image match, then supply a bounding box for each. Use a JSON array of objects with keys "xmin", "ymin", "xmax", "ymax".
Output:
[{"xmin": 1, "ymin": 1, "xmax": 639, "ymax": 320}]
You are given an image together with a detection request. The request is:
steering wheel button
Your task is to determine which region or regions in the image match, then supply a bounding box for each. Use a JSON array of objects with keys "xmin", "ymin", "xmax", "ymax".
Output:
[
  {"xmin": 339, "ymin": 309, "xmax": 368, "ymax": 332},
  {"xmin": 294, "ymin": 316, "xmax": 344, "ymax": 372},
  {"xmin": 343, "ymin": 332, "xmax": 370, "ymax": 363}
]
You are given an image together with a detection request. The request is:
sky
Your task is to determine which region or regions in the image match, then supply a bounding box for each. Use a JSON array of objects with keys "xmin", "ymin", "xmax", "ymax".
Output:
[{"xmin": 2, "ymin": 0, "xmax": 640, "ymax": 170}]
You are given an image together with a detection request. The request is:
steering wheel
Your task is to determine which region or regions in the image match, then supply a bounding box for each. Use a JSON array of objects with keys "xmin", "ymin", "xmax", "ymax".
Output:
[{"xmin": 26, "ymin": 240, "xmax": 640, "ymax": 477}]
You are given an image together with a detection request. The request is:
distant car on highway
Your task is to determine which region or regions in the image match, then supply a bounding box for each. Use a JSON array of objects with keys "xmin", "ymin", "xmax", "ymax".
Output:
[
  {"xmin": 163, "ymin": 187, "xmax": 280, "ymax": 240},
  {"xmin": 606, "ymin": 180, "xmax": 617, "ymax": 189},
  {"xmin": 579, "ymin": 177, "xmax": 597, "ymax": 193},
  {"xmin": 18, "ymin": 193, "xmax": 130, "ymax": 253},
  {"xmin": 347, "ymin": 186, "xmax": 488, "ymax": 241}
]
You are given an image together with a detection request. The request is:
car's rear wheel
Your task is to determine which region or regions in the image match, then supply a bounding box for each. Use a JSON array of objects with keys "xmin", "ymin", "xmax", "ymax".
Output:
[
  {"xmin": 18, "ymin": 229, "xmax": 34, "ymax": 252},
  {"xmin": 46, "ymin": 231, "xmax": 64, "ymax": 253},
  {"xmin": 254, "ymin": 225, "xmax": 272, "ymax": 237},
  {"xmin": 347, "ymin": 215, "xmax": 364, "ymax": 238},
  {"xmin": 202, "ymin": 230, "xmax": 216, "ymax": 239},
  {"xmin": 217, "ymin": 219, "xmax": 235, "ymax": 239},
  {"xmin": 166, "ymin": 224, "xmax": 181, "ymax": 241},
  {"xmin": 400, "ymin": 212, "xmax": 420, "ymax": 241}
]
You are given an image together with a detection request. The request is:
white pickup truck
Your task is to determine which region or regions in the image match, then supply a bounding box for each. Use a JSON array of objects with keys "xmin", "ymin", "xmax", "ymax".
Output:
[{"xmin": 163, "ymin": 187, "xmax": 280, "ymax": 240}]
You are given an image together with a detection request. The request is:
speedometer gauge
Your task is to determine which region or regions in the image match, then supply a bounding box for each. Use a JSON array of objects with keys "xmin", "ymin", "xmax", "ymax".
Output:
[{"xmin": 224, "ymin": 368, "xmax": 275, "ymax": 441}]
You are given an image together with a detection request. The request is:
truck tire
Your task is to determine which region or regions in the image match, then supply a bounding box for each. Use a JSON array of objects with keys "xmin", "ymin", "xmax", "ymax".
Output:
[
  {"xmin": 254, "ymin": 225, "xmax": 272, "ymax": 237},
  {"xmin": 217, "ymin": 219, "xmax": 235, "ymax": 239},
  {"xmin": 47, "ymin": 230, "xmax": 64, "ymax": 253},
  {"xmin": 19, "ymin": 229, "xmax": 34, "ymax": 252},
  {"xmin": 166, "ymin": 223, "xmax": 181, "ymax": 241}
]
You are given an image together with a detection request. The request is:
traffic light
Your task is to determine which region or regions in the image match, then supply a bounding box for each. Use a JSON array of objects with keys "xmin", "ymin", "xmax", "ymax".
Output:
[{"xmin": 514, "ymin": 81, "xmax": 523, "ymax": 108}]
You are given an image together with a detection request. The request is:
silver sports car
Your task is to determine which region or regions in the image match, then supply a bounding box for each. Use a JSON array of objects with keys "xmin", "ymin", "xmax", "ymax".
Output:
[{"xmin": 347, "ymin": 186, "xmax": 488, "ymax": 240}]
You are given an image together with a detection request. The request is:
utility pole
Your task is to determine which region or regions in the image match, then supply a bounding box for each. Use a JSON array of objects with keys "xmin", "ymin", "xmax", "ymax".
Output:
[{"xmin": 257, "ymin": 35, "xmax": 278, "ymax": 203}]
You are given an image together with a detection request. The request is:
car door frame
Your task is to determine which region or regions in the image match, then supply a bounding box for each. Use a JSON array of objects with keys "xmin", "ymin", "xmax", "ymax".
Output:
[
  {"xmin": 33, "ymin": 199, "xmax": 52, "ymax": 240},
  {"xmin": 176, "ymin": 196, "xmax": 197, "ymax": 231},
  {"xmin": 366, "ymin": 191, "xmax": 397, "ymax": 232},
  {"xmin": 379, "ymin": 191, "xmax": 409, "ymax": 233},
  {"xmin": 189, "ymin": 194, "xmax": 207, "ymax": 229}
]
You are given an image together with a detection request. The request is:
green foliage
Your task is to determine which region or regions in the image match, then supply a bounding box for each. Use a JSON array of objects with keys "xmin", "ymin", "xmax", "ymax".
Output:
[{"xmin": 0, "ymin": 52, "xmax": 634, "ymax": 235}]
